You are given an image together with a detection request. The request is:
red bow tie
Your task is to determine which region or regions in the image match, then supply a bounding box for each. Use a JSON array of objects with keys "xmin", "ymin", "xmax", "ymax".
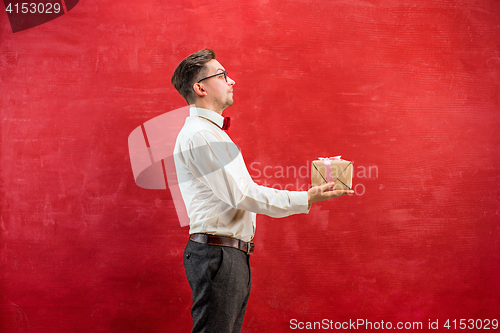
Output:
[{"xmin": 222, "ymin": 117, "xmax": 231, "ymax": 130}]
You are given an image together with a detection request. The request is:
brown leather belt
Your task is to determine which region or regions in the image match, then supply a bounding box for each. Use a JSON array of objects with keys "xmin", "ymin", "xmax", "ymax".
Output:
[{"xmin": 189, "ymin": 233, "xmax": 255, "ymax": 255}]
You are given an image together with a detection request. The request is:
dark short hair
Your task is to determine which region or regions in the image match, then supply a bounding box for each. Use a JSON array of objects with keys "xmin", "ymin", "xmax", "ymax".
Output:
[{"xmin": 171, "ymin": 49, "xmax": 216, "ymax": 104}]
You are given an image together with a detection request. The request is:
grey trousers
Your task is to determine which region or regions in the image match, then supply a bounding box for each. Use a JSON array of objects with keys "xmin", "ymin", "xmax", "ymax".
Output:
[{"xmin": 184, "ymin": 239, "xmax": 251, "ymax": 333}]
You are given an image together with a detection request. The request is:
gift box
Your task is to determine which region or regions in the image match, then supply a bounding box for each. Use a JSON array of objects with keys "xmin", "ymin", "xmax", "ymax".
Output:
[{"xmin": 311, "ymin": 156, "xmax": 353, "ymax": 190}]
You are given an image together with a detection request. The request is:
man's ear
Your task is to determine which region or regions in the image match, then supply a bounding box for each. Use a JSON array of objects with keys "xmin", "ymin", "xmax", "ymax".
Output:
[{"xmin": 193, "ymin": 83, "xmax": 208, "ymax": 97}]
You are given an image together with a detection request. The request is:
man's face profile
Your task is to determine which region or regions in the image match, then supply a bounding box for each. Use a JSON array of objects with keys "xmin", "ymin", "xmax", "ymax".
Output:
[{"xmin": 195, "ymin": 59, "xmax": 235, "ymax": 113}]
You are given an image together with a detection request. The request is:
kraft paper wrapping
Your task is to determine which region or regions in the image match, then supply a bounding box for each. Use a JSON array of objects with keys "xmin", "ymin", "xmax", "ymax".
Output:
[{"xmin": 311, "ymin": 157, "xmax": 353, "ymax": 190}]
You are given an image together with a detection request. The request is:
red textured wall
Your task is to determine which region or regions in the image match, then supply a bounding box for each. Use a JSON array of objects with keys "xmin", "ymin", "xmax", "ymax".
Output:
[{"xmin": 1, "ymin": 0, "xmax": 499, "ymax": 332}]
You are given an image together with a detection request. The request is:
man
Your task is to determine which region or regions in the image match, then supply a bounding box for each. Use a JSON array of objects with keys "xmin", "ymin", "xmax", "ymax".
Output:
[{"xmin": 171, "ymin": 49, "xmax": 353, "ymax": 333}]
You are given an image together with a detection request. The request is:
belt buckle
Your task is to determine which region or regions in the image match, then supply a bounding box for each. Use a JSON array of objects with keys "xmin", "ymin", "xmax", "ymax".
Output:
[{"xmin": 247, "ymin": 241, "xmax": 255, "ymax": 255}]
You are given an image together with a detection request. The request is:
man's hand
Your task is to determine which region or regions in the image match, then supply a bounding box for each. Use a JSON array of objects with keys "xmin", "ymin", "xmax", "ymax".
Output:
[{"xmin": 307, "ymin": 182, "xmax": 354, "ymax": 205}]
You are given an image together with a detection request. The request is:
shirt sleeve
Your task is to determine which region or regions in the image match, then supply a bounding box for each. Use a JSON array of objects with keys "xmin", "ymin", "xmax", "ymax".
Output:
[{"xmin": 182, "ymin": 131, "xmax": 311, "ymax": 218}]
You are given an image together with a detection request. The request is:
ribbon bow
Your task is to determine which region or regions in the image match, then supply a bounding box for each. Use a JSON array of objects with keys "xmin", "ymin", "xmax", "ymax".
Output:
[
  {"xmin": 318, "ymin": 156, "xmax": 341, "ymax": 183},
  {"xmin": 318, "ymin": 156, "xmax": 341, "ymax": 161}
]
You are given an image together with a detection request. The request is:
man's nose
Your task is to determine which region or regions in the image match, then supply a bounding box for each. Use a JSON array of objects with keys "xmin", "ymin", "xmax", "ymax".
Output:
[{"xmin": 227, "ymin": 76, "xmax": 235, "ymax": 85}]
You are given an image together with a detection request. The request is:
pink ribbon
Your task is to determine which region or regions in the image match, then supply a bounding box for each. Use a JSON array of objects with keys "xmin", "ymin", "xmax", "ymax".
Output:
[{"xmin": 318, "ymin": 156, "xmax": 341, "ymax": 183}]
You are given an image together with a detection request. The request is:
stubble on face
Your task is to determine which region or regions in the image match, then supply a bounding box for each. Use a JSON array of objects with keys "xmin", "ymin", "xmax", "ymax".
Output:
[{"xmin": 204, "ymin": 60, "xmax": 234, "ymax": 113}]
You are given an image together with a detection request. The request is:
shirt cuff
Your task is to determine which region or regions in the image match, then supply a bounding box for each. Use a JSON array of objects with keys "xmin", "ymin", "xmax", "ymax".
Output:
[{"xmin": 288, "ymin": 191, "xmax": 311, "ymax": 214}]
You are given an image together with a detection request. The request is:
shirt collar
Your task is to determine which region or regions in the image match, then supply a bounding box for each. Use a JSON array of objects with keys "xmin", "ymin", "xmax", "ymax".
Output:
[{"xmin": 190, "ymin": 106, "xmax": 225, "ymax": 129}]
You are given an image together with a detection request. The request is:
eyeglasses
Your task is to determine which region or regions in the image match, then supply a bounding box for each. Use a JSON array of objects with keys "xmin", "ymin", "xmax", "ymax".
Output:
[{"xmin": 197, "ymin": 71, "xmax": 228, "ymax": 83}]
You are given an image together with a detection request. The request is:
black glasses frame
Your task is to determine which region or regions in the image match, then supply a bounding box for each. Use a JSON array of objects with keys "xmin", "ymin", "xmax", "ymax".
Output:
[{"xmin": 197, "ymin": 71, "xmax": 228, "ymax": 83}]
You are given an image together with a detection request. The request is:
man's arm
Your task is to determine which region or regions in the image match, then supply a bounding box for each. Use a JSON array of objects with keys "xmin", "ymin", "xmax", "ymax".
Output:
[
  {"xmin": 307, "ymin": 182, "xmax": 354, "ymax": 205},
  {"xmin": 182, "ymin": 132, "xmax": 309, "ymax": 217},
  {"xmin": 182, "ymin": 131, "xmax": 353, "ymax": 216}
]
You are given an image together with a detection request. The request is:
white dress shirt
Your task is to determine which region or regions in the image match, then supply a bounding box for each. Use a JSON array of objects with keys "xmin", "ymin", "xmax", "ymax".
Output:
[{"xmin": 173, "ymin": 107, "xmax": 310, "ymax": 242}]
